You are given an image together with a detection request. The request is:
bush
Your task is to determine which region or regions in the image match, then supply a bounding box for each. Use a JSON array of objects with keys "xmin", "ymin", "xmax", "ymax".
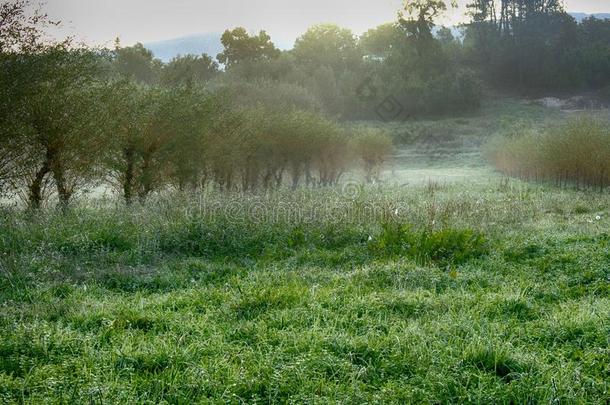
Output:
[
  {"xmin": 351, "ymin": 129, "xmax": 394, "ymax": 183},
  {"xmin": 426, "ymin": 68, "xmax": 482, "ymax": 115}
]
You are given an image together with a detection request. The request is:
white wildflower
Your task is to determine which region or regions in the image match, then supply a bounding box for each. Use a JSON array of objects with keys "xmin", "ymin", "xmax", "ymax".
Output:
[{"xmin": 595, "ymin": 215, "xmax": 601, "ymax": 221}]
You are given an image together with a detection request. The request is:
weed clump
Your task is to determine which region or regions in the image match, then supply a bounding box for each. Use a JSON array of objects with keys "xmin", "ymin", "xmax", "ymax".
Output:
[
  {"xmin": 369, "ymin": 222, "xmax": 488, "ymax": 266},
  {"xmin": 462, "ymin": 345, "xmax": 526, "ymax": 381}
]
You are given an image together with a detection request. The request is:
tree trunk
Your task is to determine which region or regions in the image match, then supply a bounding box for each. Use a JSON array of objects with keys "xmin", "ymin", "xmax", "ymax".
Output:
[
  {"xmin": 123, "ymin": 146, "xmax": 136, "ymax": 205},
  {"xmin": 138, "ymin": 150, "xmax": 154, "ymax": 202},
  {"xmin": 29, "ymin": 159, "xmax": 50, "ymax": 209},
  {"xmin": 50, "ymin": 152, "xmax": 71, "ymax": 209}
]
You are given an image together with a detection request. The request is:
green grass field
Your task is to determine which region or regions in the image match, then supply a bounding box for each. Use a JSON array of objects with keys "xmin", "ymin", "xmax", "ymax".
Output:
[{"xmin": 1, "ymin": 100, "xmax": 609, "ymax": 403}]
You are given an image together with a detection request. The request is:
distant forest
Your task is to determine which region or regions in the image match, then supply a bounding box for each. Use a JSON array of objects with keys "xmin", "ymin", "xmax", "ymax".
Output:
[{"xmin": 140, "ymin": 1, "xmax": 610, "ymax": 119}]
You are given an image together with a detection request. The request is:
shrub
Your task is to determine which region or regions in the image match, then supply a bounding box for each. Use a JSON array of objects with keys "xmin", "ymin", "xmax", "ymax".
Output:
[
  {"xmin": 426, "ymin": 68, "xmax": 482, "ymax": 115},
  {"xmin": 417, "ymin": 228, "xmax": 488, "ymax": 266},
  {"xmin": 351, "ymin": 129, "xmax": 394, "ymax": 183},
  {"xmin": 462, "ymin": 344, "xmax": 526, "ymax": 380}
]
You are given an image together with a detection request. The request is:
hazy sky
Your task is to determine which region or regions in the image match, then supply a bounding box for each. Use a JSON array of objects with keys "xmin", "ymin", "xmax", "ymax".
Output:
[{"xmin": 44, "ymin": 0, "xmax": 610, "ymax": 47}]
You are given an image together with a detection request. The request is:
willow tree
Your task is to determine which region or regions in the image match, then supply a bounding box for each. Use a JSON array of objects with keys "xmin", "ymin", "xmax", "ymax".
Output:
[
  {"xmin": 0, "ymin": 0, "xmax": 59, "ymax": 199},
  {"xmin": 102, "ymin": 81, "xmax": 167, "ymax": 203},
  {"xmin": 163, "ymin": 86, "xmax": 217, "ymax": 191},
  {"xmin": 2, "ymin": 42, "xmax": 106, "ymax": 208}
]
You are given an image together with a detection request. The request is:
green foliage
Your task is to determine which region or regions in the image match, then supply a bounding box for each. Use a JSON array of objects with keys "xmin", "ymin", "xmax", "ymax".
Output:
[
  {"xmin": 464, "ymin": 1, "xmax": 610, "ymax": 92},
  {"xmin": 370, "ymin": 221, "xmax": 488, "ymax": 266},
  {"xmin": 580, "ymin": 17, "xmax": 610, "ymax": 88},
  {"xmin": 0, "ymin": 3, "xmax": 118, "ymax": 205},
  {"xmin": 199, "ymin": 105, "xmax": 353, "ymax": 191},
  {"xmin": 217, "ymin": 27, "xmax": 280, "ymax": 68},
  {"xmin": 293, "ymin": 24, "xmax": 361, "ymax": 74},
  {"xmin": 426, "ymin": 68, "xmax": 482, "ymax": 114},
  {"xmin": 1, "ymin": 45, "xmax": 108, "ymax": 207},
  {"xmin": 359, "ymin": 23, "xmax": 404, "ymax": 60},
  {"xmin": 160, "ymin": 53, "xmax": 218, "ymax": 87},
  {"xmin": 101, "ymin": 82, "xmax": 218, "ymax": 201},
  {"xmin": 113, "ymin": 42, "xmax": 162, "ymax": 84},
  {"xmin": 354, "ymin": 4, "xmax": 482, "ymax": 119}
]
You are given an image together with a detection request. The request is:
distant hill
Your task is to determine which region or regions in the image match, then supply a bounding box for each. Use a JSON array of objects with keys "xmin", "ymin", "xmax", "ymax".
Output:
[
  {"xmin": 145, "ymin": 33, "xmax": 224, "ymax": 62},
  {"xmin": 570, "ymin": 12, "xmax": 610, "ymax": 22},
  {"xmin": 146, "ymin": 12, "xmax": 609, "ymax": 63}
]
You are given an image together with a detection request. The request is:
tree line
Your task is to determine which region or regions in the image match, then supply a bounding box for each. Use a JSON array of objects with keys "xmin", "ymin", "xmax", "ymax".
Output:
[
  {"xmin": 465, "ymin": 0, "xmax": 610, "ymax": 92},
  {"xmin": 106, "ymin": 0, "xmax": 609, "ymax": 119}
]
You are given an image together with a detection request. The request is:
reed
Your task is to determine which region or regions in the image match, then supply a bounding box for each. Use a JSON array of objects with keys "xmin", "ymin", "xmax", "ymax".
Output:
[{"xmin": 486, "ymin": 117, "xmax": 610, "ymax": 191}]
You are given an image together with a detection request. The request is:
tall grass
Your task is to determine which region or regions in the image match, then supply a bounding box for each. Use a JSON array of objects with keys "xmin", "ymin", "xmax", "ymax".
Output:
[
  {"xmin": 0, "ymin": 186, "xmax": 497, "ymax": 266},
  {"xmin": 486, "ymin": 117, "xmax": 610, "ymax": 190}
]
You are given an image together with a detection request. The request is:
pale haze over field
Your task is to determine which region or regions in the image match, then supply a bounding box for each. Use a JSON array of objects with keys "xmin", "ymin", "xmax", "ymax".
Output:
[{"xmin": 45, "ymin": 0, "xmax": 610, "ymax": 47}]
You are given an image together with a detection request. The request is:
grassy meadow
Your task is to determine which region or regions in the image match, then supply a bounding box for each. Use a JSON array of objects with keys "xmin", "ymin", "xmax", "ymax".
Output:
[{"xmin": 1, "ymin": 100, "xmax": 609, "ymax": 403}]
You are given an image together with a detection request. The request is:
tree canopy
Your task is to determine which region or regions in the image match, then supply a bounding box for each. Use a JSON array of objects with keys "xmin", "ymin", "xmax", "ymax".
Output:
[{"xmin": 216, "ymin": 27, "xmax": 280, "ymax": 68}]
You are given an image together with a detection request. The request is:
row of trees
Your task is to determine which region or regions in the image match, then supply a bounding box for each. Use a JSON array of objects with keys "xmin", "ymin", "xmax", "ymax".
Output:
[
  {"xmin": 1, "ymin": 57, "xmax": 393, "ymax": 207},
  {"xmin": 2, "ymin": 0, "xmax": 609, "ymax": 206}
]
